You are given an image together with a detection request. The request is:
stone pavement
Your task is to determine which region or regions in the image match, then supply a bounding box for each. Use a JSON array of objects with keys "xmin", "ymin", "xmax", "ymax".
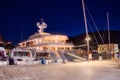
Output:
[{"xmin": 0, "ymin": 60, "xmax": 120, "ymax": 80}]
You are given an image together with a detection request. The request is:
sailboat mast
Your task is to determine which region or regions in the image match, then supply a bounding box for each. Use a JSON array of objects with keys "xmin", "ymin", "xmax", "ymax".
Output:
[
  {"xmin": 21, "ymin": 26, "xmax": 23, "ymax": 42},
  {"xmin": 82, "ymin": 0, "xmax": 91, "ymax": 60},
  {"xmin": 107, "ymin": 12, "xmax": 110, "ymax": 45},
  {"xmin": 82, "ymin": 0, "xmax": 88, "ymax": 36},
  {"xmin": 107, "ymin": 12, "xmax": 110, "ymax": 53}
]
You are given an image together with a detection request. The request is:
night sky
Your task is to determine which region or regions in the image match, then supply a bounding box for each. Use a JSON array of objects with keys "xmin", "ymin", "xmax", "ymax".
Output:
[{"xmin": 0, "ymin": 0, "xmax": 120, "ymax": 45}]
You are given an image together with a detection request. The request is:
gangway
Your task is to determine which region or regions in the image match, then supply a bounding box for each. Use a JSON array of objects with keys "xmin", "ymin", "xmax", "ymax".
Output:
[{"xmin": 65, "ymin": 53, "xmax": 86, "ymax": 61}]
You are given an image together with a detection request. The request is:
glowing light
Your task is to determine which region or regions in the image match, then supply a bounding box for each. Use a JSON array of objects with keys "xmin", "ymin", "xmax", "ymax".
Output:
[{"xmin": 85, "ymin": 35, "xmax": 91, "ymax": 41}]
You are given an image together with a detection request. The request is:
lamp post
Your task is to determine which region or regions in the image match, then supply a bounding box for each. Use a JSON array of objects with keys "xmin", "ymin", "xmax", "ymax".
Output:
[
  {"xmin": 82, "ymin": 0, "xmax": 92, "ymax": 60},
  {"xmin": 85, "ymin": 35, "xmax": 91, "ymax": 60},
  {"xmin": 85, "ymin": 35, "xmax": 91, "ymax": 53}
]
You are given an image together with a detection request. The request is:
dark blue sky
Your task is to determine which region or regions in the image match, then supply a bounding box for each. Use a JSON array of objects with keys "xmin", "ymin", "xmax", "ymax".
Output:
[{"xmin": 0, "ymin": 0, "xmax": 120, "ymax": 44}]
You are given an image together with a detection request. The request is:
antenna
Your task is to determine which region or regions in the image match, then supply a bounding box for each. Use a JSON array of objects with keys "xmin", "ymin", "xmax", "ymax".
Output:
[
  {"xmin": 21, "ymin": 26, "xmax": 23, "ymax": 42},
  {"xmin": 41, "ymin": 18, "xmax": 44, "ymax": 22},
  {"xmin": 36, "ymin": 19, "xmax": 47, "ymax": 33}
]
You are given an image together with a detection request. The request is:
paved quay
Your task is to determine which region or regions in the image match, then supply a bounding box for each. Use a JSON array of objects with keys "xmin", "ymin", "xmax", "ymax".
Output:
[{"xmin": 0, "ymin": 60, "xmax": 120, "ymax": 80}]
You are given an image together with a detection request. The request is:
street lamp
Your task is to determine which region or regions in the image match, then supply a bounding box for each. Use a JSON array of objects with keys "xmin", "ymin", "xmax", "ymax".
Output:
[
  {"xmin": 85, "ymin": 35, "xmax": 92, "ymax": 60},
  {"xmin": 85, "ymin": 35, "xmax": 91, "ymax": 41}
]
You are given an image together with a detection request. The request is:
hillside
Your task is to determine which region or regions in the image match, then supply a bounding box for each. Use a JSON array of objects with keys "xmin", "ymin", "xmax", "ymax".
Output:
[{"xmin": 68, "ymin": 30, "xmax": 120, "ymax": 49}]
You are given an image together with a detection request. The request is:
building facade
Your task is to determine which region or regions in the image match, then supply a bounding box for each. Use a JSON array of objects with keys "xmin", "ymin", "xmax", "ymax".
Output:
[{"xmin": 97, "ymin": 44, "xmax": 119, "ymax": 54}]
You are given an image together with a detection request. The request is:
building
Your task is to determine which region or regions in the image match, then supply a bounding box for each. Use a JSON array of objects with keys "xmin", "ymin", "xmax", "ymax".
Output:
[
  {"xmin": 18, "ymin": 21, "xmax": 74, "ymax": 51},
  {"xmin": 0, "ymin": 35, "xmax": 4, "ymax": 46},
  {"xmin": 0, "ymin": 35, "xmax": 14, "ymax": 55},
  {"xmin": 0, "ymin": 35, "xmax": 3, "ymax": 41},
  {"xmin": 97, "ymin": 44, "xmax": 119, "ymax": 54}
]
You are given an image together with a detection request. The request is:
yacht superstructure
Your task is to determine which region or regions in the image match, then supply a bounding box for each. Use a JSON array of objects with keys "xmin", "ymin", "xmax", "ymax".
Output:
[{"xmin": 18, "ymin": 21, "xmax": 74, "ymax": 52}]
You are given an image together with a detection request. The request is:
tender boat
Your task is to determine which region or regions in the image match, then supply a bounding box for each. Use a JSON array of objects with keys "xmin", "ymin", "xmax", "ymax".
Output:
[{"xmin": 9, "ymin": 48, "xmax": 34, "ymax": 65}]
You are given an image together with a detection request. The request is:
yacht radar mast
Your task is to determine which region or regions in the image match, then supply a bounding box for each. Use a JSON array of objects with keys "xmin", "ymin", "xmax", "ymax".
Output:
[{"xmin": 36, "ymin": 19, "xmax": 47, "ymax": 33}]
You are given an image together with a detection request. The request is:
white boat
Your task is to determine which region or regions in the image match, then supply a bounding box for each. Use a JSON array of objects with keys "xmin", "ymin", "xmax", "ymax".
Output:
[
  {"xmin": 0, "ymin": 47, "xmax": 8, "ymax": 65},
  {"xmin": 32, "ymin": 49, "xmax": 52, "ymax": 64},
  {"xmin": 32, "ymin": 49, "xmax": 63, "ymax": 64},
  {"xmin": 9, "ymin": 48, "xmax": 34, "ymax": 65},
  {"xmin": 34, "ymin": 50, "xmax": 50, "ymax": 59}
]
